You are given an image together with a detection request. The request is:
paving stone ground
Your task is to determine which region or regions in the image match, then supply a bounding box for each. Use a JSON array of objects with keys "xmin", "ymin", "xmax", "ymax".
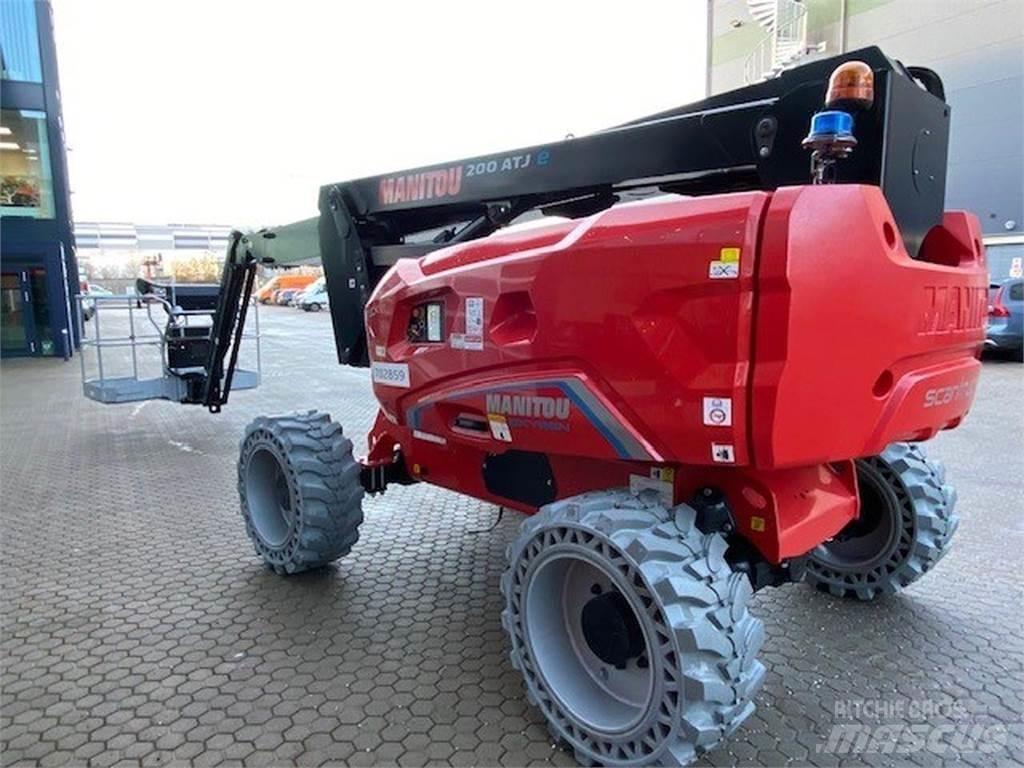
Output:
[{"xmin": 2, "ymin": 306, "xmax": 1022, "ymax": 767}]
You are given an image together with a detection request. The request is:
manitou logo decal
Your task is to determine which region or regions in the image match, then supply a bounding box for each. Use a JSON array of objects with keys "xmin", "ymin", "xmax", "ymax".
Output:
[
  {"xmin": 377, "ymin": 150, "xmax": 551, "ymax": 207},
  {"xmin": 379, "ymin": 166, "xmax": 463, "ymax": 205},
  {"xmin": 486, "ymin": 393, "xmax": 571, "ymax": 420},
  {"xmin": 918, "ymin": 286, "xmax": 987, "ymax": 336}
]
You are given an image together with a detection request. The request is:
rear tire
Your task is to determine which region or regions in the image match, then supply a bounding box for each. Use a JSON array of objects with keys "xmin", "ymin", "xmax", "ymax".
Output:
[
  {"xmin": 502, "ymin": 489, "xmax": 764, "ymax": 766},
  {"xmin": 238, "ymin": 411, "xmax": 364, "ymax": 574},
  {"xmin": 804, "ymin": 442, "xmax": 958, "ymax": 601}
]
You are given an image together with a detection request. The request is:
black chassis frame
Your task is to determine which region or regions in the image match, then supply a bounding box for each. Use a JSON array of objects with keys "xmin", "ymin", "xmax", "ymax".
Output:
[{"xmin": 315, "ymin": 47, "xmax": 950, "ymax": 367}]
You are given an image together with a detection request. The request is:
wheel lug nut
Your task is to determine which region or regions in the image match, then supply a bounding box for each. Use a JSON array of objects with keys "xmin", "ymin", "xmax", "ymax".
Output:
[{"xmin": 590, "ymin": 583, "xmax": 602, "ymax": 595}]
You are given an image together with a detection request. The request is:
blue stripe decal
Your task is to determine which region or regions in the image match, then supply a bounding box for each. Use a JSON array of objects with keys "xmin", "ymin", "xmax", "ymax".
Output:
[
  {"xmin": 554, "ymin": 383, "xmax": 631, "ymax": 459},
  {"xmin": 404, "ymin": 377, "xmax": 652, "ymax": 460}
]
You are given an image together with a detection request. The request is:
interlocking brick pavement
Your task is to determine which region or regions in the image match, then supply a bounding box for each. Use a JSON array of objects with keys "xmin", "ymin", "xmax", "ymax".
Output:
[{"xmin": 2, "ymin": 307, "xmax": 1021, "ymax": 767}]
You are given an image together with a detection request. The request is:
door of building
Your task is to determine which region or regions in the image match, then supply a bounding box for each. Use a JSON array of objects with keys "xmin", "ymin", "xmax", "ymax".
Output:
[{"xmin": 1, "ymin": 267, "xmax": 53, "ymax": 356}]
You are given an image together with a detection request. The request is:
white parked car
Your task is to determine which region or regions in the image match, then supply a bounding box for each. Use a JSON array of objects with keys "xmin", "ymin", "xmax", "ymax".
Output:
[{"xmin": 299, "ymin": 283, "xmax": 329, "ymax": 312}]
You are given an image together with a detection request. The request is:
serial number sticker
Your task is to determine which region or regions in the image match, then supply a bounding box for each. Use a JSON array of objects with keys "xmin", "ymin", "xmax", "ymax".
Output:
[{"xmin": 370, "ymin": 362, "xmax": 410, "ymax": 388}]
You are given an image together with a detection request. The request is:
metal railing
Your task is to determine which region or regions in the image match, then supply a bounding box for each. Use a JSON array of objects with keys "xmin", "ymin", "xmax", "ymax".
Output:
[
  {"xmin": 743, "ymin": 0, "xmax": 810, "ymax": 84},
  {"xmin": 76, "ymin": 291, "xmax": 261, "ymax": 405}
]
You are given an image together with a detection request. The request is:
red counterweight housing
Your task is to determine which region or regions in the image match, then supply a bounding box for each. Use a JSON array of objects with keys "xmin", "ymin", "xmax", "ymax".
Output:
[{"xmin": 364, "ymin": 184, "xmax": 985, "ymax": 563}]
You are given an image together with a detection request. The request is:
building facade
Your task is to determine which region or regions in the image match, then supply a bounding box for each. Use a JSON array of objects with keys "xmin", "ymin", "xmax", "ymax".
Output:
[
  {"xmin": 708, "ymin": 0, "xmax": 1024, "ymax": 279},
  {"xmin": 1, "ymin": 0, "xmax": 78, "ymax": 357}
]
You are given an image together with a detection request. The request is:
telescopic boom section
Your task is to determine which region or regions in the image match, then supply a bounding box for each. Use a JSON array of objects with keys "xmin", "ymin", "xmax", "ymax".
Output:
[
  {"xmin": 309, "ymin": 47, "xmax": 951, "ymax": 366},
  {"xmin": 202, "ymin": 232, "xmax": 259, "ymax": 411}
]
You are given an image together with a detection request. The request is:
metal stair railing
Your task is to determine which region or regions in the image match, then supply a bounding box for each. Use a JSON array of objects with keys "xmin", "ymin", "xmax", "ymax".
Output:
[{"xmin": 743, "ymin": 0, "xmax": 810, "ymax": 84}]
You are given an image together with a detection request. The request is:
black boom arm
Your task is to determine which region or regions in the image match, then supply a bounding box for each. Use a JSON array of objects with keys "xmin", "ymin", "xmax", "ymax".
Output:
[{"xmin": 315, "ymin": 47, "xmax": 951, "ymax": 367}]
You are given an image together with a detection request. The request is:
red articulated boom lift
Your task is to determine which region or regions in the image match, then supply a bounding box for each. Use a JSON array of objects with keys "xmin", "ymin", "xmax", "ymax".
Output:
[{"xmin": 90, "ymin": 48, "xmax": 986, "ymax": 766}]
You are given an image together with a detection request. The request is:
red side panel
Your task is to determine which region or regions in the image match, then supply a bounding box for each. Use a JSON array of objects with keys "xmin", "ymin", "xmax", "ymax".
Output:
[
  {"xmin": 362, "ymin": 185, "xmax": 984, "ymax": 563},
  {"xmin": 752, "ymin": 185, "xmax": 986, "ymax": 468},
  {"xmin": 367, "ymin": 193, "xmax": 770, "ymax": 468}
]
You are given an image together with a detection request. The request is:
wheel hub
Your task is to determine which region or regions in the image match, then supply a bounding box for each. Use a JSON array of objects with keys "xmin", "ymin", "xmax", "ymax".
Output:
[
  {"xmin": 525, "ymin": 552, "xmax": 655, "ymax": 733},
  {"xmin": 814, "ymin": 461, "xmax": 903, "ymax": 571},
  {"xmin": 581, "ymin": 589, "xmax": 645, "ymax": 670},
  {"xmin": 245, "ymin": 445, "xmax": 295, "ymax": 548}
]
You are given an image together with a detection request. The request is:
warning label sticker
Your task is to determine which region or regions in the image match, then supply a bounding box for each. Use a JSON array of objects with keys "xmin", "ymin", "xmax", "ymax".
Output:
[
  {"xmin": 463, "ymin": 297, "xmax": 484, "ymax": 350},
  {"xmin": 466, "ymin": 297, "xmax": 483, "ymax": 335},
  {"xmin": 650, "ymin": 466, "xmax": 675, "ymax": 484},
  {"xmin": 711, "ymin": 443, "xmax": 736, "ymax": 463},
  {"xmin": 709, "ymin": 246, "xmax": 741, "ymax": 279},
  {"xmin": 709, "ymin": 261, "xmax": 739, "ymax": 279},
  {"xmin": 488, "ymin": 413, "xmax": 512, "ymax": 442},
  {"xmin": 703, "ymin": 396, "xmax": 733, "ymax": 427}
]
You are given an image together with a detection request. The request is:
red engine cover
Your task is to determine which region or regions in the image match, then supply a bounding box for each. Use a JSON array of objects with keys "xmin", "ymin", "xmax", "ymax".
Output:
[
  {"xmin": 752, "ymin": 185, "xmax": 986, "ymax": 467},
  {"xmin": 363, "ymin": 185, "xmax": 985, "ymax": 562},
  {"xmin": 368, "ymin": 192, "xmax": 768, "ymax": 467}
]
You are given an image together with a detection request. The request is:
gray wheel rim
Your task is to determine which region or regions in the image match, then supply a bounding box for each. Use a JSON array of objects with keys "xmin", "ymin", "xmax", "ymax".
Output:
[
  {"xmin": 245, "ymin": 446, "xmax": 295, "ymax": 548},
  {"xmin": 812, "ymin": 460, "xmax": 906, "ymax": 571},
  {"xmin": 524, "ymin": 548, "xmax": 654, "ymax": 733}
]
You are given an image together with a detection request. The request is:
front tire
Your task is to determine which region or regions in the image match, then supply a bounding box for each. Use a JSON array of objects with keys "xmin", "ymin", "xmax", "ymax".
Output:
[
  {"xmin": 238, "ymin": 411, "xmax": 364, "ymax": 574},
  {"xmin": 805, "ymin": 442, "xmax": 958, "ymax": 601},
  {"xmin": 501, "ymin": 489, "xmax": 764, "ymax": 767}
]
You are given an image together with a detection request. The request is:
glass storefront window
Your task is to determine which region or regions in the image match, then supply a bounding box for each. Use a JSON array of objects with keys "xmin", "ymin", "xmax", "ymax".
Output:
[
  {"xmin": 0, "ymin": 273, "xmax": 29, "ymax": 354},
  {"xmin": 0, "ymin": 109, "xmax": 54, "ymax": 219},
  {"xmin": 0, "ymin": 0, "xmax": 43, "ymax": 83}
]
